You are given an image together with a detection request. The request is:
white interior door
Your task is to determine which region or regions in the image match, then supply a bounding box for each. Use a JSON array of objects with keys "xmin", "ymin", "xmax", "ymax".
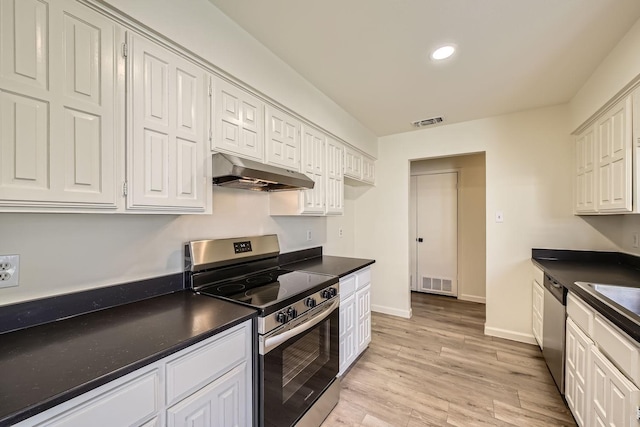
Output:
[{"xmin": 415, "ymin": 172, "xmax": 458, "ymax": 296}]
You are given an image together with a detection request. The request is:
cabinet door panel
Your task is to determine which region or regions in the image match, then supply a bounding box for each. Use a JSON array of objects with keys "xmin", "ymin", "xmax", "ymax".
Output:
[
  {"xmin": 63, "ymin": 108, "xmax": 103, "ymax": 193},
  {"xmin": 265, "ymin": 106, "xmax": 300, "ymax": 170},
  {"xmin": 167, "ymin": 363, "xmax": 247, "ymax": 427},
  {"xmin": 0, "ymin": 0, "xmax": 49, "ymax": 90},
  {"xmin": 0, "ymin": 0, "xmax": 120, "ymax": 208},
  {"xmin": 129, "ymin": 33, "xmax": 205, "ymax": 211},
  {"xmin": 596, "ymin": 97, "xmax": 632, "ymax": 212},
  {"xmin": 213, "ymin": 79, "xmax": 263, "ymax": 161},
  {"xmin": 299, "ymin": 125, "xmax": 325, "ymax": 214},
  {"xmin": 0, "ymin": 91, "xmax": 49, "ymax": 190},
  {"xmin": 63, "ymin": 13, "xmax": 100, "ymax": 104},
  {"xmin": 590, "ymin": 346, "xmax": 639, "ymax": 427}
]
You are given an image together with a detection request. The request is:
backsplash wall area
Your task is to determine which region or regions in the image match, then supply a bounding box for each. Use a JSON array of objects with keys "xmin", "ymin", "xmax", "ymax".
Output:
[{"xmin": 0, "ymin": 187, "xmax": 356, "ymax": 306}]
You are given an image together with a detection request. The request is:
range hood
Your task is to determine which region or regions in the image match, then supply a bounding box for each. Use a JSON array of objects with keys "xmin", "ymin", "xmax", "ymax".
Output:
[{"xmin": 212, "ymin": 153, "xmax": 315, "ymax": 191}]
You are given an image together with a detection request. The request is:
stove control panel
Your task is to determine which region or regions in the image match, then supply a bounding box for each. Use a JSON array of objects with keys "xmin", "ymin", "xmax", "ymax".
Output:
[{"xmin": 259, "ymin": 283, "xmax": 339, "ymax": 335}]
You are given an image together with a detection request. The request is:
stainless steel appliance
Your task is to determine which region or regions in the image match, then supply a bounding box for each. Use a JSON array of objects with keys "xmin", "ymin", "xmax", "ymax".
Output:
[
  {"xmin": 184, "ymin": 235, "xmax": 340, "ymax": 427},
  {"xmin": 212, "ymin": 153, "xmax": 315, "ymax": 191},
  {"xmin": 542, "ymin": 273, "xmax": 567, "ymax": 394}
]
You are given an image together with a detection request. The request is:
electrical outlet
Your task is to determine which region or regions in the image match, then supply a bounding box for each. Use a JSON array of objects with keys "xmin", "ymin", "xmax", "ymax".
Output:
[
  {"xmin": 0, "ymin": 255, "xmax": 19, "ymax": 288},
  {"xmin": 339, "ymin": 227, "xmax": 344, "ymax": 238},
  {"xmin": 306, "ymin": 230, "xmax": 312, "ymax": 241}
]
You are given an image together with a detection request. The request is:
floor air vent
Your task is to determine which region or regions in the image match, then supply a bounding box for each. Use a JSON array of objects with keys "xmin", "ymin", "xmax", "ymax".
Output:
[
  {"xmin": 412, "ymin": 116, "xmax": 444, "ymax": 128},
  {"xmin": 420, "ymin": 276, "xmax": 453, "ymax": 293}
]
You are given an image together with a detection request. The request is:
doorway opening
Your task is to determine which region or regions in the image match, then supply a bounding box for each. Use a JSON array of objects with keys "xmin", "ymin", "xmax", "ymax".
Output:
[{"xmin": 409, "ymin": 153, "xmax": 486, "ymax": 308}]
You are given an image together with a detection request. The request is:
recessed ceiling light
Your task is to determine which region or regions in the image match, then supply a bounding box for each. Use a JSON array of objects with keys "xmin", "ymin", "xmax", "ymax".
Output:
[{"xmin": 431, "ymin": 45, "xmax": 456, "ymax": 61}]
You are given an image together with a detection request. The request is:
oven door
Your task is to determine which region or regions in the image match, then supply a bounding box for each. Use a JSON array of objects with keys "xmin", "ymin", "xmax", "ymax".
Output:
[{"xmin": 260, "ymin": 299, "xmax": 339, "ymax": 427}]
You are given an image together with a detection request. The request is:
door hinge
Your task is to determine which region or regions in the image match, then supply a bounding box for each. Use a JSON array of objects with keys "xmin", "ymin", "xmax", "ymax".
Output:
[
  {"xmin": 122, "ymin": 181, "xmax": 128, "ymax": 197},
  {"xmin": 208, "ymin": 127, "xmax": 212, "ymax": 142},
  {"xmin": 208, "ymin": 83, "xmax": 212, "ymax": 97},
  {"xmin": 636, "ymin": 406, "xmax": 640, "ymax": 420},
  {"xmin": 122, "ymin": 43, "xmax": 128, "ymax": 58}
]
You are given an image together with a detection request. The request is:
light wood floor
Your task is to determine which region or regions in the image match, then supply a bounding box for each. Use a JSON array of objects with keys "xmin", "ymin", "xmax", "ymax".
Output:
[{"xmin": 321, "ymin": 292, "xmax": 576, "ymax": 427}]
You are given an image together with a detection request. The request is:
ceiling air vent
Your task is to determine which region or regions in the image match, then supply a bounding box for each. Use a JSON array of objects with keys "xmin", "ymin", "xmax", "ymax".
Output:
[{"xmin": 412, "ymin": 116, "xmax": 444, "ymax": 128}]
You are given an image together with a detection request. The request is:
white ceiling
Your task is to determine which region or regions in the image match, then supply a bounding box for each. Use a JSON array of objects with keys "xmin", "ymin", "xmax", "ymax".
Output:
[{"xmin": 208, "ymin": 0, "xmax": 640, "ymax": 137}]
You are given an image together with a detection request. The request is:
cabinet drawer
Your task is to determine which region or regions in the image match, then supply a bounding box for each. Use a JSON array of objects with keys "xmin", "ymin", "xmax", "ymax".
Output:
[
  {"xmin": 356, "ymin": 267, "xmax": 371, "ymax": 290},
  {"xmin": 593, "ymin": 314, "xmax": 640, "ymax": 387},
  {"xmin": 30, "ymin": 369, "xmax": 159, "ymax": 427},
  {"xmin": 567, "ymin": 293, "xmax": 594, "ymax": 336},
  {"xmin": 340, "ymin": 274, "xmax": 356, "ymax": 298},
  {"xmin": 166, "ymin": 322, "xmax": 249, "ymax": 405},
  {"xmin": 532, "ymin": 264, "xmax": 544, "ymax": 286}
]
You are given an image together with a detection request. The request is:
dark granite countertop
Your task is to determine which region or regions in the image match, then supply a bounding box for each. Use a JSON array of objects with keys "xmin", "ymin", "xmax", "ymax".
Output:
[
  {"xmin": 532, "ymin": 249, "xmax": 640, "ymax": 342},
  {"xmin": 0, "ymin": 291, "xmax": 257, "ymax": 426},
  {"xmin": 283, "ymin": 255, "xmax": 375, "ymax": 278}
]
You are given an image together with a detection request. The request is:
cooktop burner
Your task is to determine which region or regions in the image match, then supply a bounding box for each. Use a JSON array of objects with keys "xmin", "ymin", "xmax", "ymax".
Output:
[{"xmin": 197, "ymin": 268, "xmax": 336, "ymax": 314}]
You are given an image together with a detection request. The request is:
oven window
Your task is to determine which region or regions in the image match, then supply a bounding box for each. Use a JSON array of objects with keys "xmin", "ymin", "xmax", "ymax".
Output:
[{"xmin": 282, "ymin": 322, "xmax": 330, "ymax": 403}]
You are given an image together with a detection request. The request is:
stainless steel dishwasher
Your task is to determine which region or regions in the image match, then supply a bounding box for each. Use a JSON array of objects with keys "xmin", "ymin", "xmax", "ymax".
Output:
[{"xmin": 542, "ymin": 273, "xmax": 567, "ymax": 395}]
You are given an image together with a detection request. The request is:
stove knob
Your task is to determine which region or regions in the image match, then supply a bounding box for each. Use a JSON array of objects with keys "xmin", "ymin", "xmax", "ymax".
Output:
[
  {"xmin": 328, "ymin": 287, "xmax": 337, "ymax": 298},
  {"xmin": 305, "ymin": 297, "xmax": 317, "ymax": 308},
  {"xmin": 276, "ymin": 312, "xmax": 288, "ymax": 324},
  {"xmin": 287, "ymin": 307, "xmax": 298, "ymax": 319},
  {"xmin": 321, "ymin": 289, "xmax": 331, "ymax": 299}
]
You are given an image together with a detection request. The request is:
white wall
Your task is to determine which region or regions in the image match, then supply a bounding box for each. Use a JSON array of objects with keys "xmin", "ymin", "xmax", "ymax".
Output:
[
  {"xmin": 354, "ymin": 104, "xmax": 620, "ymax": 342},
  {"xmin": 0, "ymin": 188, "xmax": 364, "ymax": 305},
  {"xmin": 570, "ymin": 17, "xmax": 640, "ymax": 131},
  {"xmin": 410, "ymin": 154, "xmax": 486, "ymax": 303},
  {"xmin": 102, "ymin": 0, "xmax": 377, "ymax": 156}
]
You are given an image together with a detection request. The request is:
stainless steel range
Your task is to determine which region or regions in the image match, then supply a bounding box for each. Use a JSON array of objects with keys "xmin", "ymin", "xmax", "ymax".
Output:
[{"xmin": 184, "ymin": 235, "xmax": 340, "ymax": 427}]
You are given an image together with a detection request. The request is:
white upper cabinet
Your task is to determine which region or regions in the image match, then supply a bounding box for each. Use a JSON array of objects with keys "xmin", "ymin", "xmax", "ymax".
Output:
[
  {"xmin": 344, "ymin": 144, "xmax": 375, "ymax": 186},
  {"xmin": 0, "ymin": 0, "xmax": 122, "ymax": 210},
  {"xmin": 574, "ymin": 94, "xmax": 634, "ymax": 215},
  {"xmin": 325, "ymin": 138, "xmax": 344, "ymax": 215},
  {"xmin": 300, "ymin": 125, "xmax": 326, "ymax": 214},
  {"xmin": 575, "ymin": 125, "xmax": 596, "ymax": 213},
  {"xmin": 212, "ymin": 77, "xmax": 264, "ymax": 161},
  {"xmin": 596, "ymin": 96, "xmax": 632, "ymax": 212},
  {"xmin": 344, "ymin": 146, "xmax": 363, "ymax": 180},
  {"xmin": 265, "ymin": 105, "xmax": 300, "ymax": 171},
  {"xmin": 127, "ymin": 33, "xmax": 207, "ymax": 212},
  {"xmin": 362, "ymin": 155, "xmax": 376, "ymax": 184},
  {"xmin": 269, "ymin": 124, "xmax": 326, "ymax": 216}
]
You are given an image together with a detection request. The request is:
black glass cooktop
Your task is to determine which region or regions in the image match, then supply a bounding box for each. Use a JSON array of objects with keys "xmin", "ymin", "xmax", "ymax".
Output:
[{"xmin": 197, "ymin": 268, "xmax": 337, "ymax": 313}]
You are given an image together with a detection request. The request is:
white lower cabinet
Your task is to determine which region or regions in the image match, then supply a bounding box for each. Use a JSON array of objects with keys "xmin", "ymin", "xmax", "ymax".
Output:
[
  {"xmin": 565, "ymin": 292, "xmax": 640, "ymax": 427},
  {"xmin": 566, "ymin": 318, "xmax": 593, "ymax": 427},
  {"xmin": 356, "ymin": 284, "xmax": 371, "ymax": 354},
  {"xmin": 167, "ymin": 363, "xmax": 248, "ymax": 427},
  {"xmin": 339, "ymin": 291, "xmax": 356, "ymax": 376},
  {"xmin": 339, "ymin": 266, "xmax": 372, "ymax": 376},
  {"xmin": 532, "ymin": 278, "xmax": 544, "ymax": 349},
  {"xmin": 15, "ymin": 320, "xmax": 252, "ymax": 427},
  {"xmin": 590, "ymin": 346, "xmax": 639, "ymax": 427}
]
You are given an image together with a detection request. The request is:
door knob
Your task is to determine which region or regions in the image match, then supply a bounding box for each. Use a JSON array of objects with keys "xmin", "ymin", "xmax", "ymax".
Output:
[{"xmin": 417, "ymin": 238, "xmax": 423, "ymax": 243}]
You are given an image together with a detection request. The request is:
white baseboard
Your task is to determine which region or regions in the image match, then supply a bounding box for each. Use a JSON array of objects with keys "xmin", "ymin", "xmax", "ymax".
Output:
[
  {"xmin": 458, "ymin": 294, "xmax": 486, "ymax": 304},
  {"xmin": 372, "ymin": 304, "xmax": 412, "ymax": 319},
  {"xmin": 484, "ymin": 326, "xmax": 537, "ymax": 345}
]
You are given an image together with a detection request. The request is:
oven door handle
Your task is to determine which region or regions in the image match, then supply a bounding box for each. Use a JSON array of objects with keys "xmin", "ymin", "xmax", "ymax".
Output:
[{"xmin": 262, "ymin": 299, "xmax": 339, "ymax": 355}]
